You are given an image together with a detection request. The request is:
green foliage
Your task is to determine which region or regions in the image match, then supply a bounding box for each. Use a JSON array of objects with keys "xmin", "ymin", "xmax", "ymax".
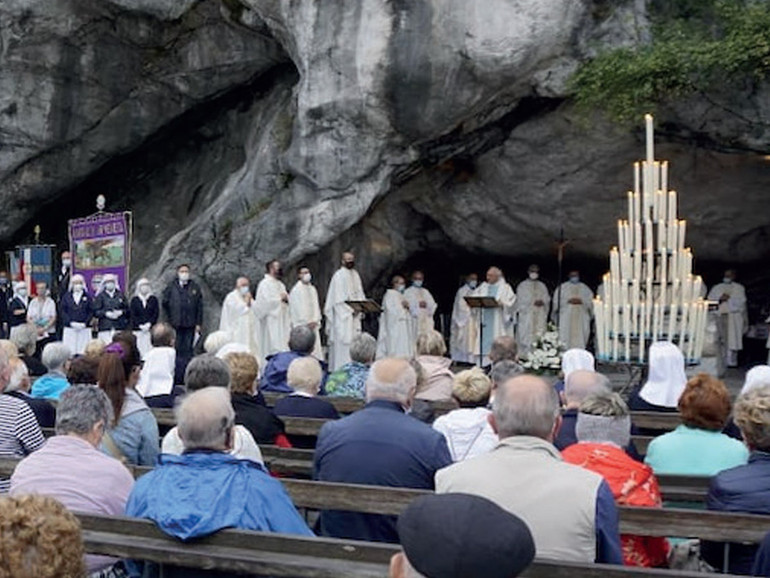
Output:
[{"xmin": 571, "ymin": 0, "xmax": 770, "ymax": 123}]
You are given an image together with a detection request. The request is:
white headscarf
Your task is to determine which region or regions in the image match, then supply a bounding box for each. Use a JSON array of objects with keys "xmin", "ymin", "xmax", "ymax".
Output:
[
  {"xmin": 562, "ymin": 349, "xmax": 595, "ymax": 381},
  {"xmin": 13, "ymin": 281, "xmax": 28, "ymax": 303},
  {"xmin": 741, "ymin": 365, "xmax": 770, "ymax": 396},
  {"xmin": 134, "ymin": 277, "xmax": 153, "ymax": 304},
  {"xmin": 98, "ymin": 274, "xmax": 120, "ymax": 295},
  {"xmin": 639, "ymin": 341, "xmax": 687, "ymax": 408},
  {"xmin": 69, "ymin": 274, "xmax": 87, "ymax": 293}
]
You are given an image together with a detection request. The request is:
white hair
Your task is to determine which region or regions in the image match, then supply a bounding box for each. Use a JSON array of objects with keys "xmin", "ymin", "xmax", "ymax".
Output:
[
  {"xmin": 365, "ymin": 359, "xmax": 417, "ymax": 405},
  {"xmin": 176, "ymin": 387, "xmax": 235, "ymax": 450},
  {"xmin": 287, "ymin": 357, "xmax": 322, "ymax": 394},
  {"xmin": 564, "ymin": 370, "xmax": 610, "ymax": 405},
  {"xmin": 203, "ymin": 330, "xmax": 232, "ymax": 355},
  {"xmin": 5, "ymin": 360, "xmax": 29, "ymax": 393},
  {"xmin": 42, "ymin": 342, "xmax": 72, "ymax": 372}
]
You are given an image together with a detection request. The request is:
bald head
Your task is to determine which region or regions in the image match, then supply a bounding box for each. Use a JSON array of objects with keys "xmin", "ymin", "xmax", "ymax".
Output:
[
  {"xmin": 564, "ymin": 370, "xmax": 611, "ymax": 408},
  {"xmin": 176, "ymin": 387, "xmax": 235, "ymax": 451},
  {"xmin": 366, "ymin": 358, "xmax": 417, "ymax": 406},
  {"xmin": 486, "ymin": 267, "xmax": 502, "ymax": 284},
  {"xmin": 492, "ymin": 375, "xmax": 560, "ymax": 441}
]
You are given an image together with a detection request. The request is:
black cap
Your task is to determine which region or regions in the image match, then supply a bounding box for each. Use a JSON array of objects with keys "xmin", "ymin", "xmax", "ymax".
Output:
[{"xmin": 397, "ymin": 493, "xmax": 536, "ymax": 578}]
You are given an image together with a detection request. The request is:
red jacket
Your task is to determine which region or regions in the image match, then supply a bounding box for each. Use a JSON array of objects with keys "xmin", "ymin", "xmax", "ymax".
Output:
[{"xmin": 562, "ymin": 442, "xmax": 669, "ymax": 567}]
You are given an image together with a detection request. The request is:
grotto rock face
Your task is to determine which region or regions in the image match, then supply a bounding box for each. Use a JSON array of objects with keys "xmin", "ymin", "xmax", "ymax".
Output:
[{"xmin": 1, "ymin": 0, "xmax": 769, "ymax": 328}]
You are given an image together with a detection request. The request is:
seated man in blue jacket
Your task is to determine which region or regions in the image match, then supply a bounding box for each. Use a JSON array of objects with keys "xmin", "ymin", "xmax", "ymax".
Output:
[
  {"xmin": 126, "ymin": 386, "xmax": 312, "ymax": 577},
  {"xmin": 261, "ymin": 324, "xmax": 327, "ymax": 393},
  {"xmin": 314, "ymin": 358, "xmax": 452, "ymax": 543}
]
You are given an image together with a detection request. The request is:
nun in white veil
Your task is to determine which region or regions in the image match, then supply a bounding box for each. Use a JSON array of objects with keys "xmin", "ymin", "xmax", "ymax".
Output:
[
  {"xmin": 629, "ymin": 341, "xmax": 687, "ymax": 412},
  {"xmin": 130, "ymin": 278, "xmax": 159, "ymax": 358}
]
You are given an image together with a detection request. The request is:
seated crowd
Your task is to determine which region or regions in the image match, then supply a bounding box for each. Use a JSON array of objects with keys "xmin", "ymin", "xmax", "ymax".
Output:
[{"xmin": 2, "ymin": 319, "xmax": 770, "ymax": 577}]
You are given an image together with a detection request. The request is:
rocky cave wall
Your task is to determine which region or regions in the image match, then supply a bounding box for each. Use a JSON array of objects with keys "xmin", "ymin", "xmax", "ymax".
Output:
[{"xmin": 1, "ymin": 0, "xmax": 769, "ymax": 330}]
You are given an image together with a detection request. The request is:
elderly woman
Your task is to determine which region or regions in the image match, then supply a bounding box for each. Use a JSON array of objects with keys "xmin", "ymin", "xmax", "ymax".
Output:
[
  {"xmin": 11, "ymin": 323, "xmax": 46, "ymax": 377},
  {"xmin": 60, "ymin": 273, "xmax": 93, "ymax": 355},
  {"xmin": 10, "ymin": 385, "xmax": 135, "ymax": 576},
  {"xmin": 562, "ymin": 392, "xmax": 668, "ymax": 567},
  {"xmin": 98, "ymin": 341, "xmax": 159, "ymax": 466},
  {"xmin": 5, "ymin": 357, "xmax": 55, "ymax": 428},
  {"xmin": 629, "ymin": 342, "xmax": 687, "ymax": 414},
  {"xmin": 29, "ymin": 342, "xmax": 72, "ymax": 401},
  {"xmin": 701, "ymin": 386, "xmax": 770, "ymax": 574},
  {"xmin": 644, "ymin": 373, "xmax": 748, "ymax": 476},
  {"xmin": 415, "ymin": 330, "xmax": 454, "ymax": 402},
  {"xmin": 432, "ymin": 368, "xmax": 498, "ymax": 461},
  {"xmin": 325, "ymin": 332, "xmax": 377, "ymax": 398}
]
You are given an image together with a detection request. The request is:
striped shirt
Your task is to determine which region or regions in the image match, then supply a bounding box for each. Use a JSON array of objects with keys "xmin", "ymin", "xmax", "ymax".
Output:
[{"xmin": 0, "ymin": 394, "xmax": 45, "ymax": 492}]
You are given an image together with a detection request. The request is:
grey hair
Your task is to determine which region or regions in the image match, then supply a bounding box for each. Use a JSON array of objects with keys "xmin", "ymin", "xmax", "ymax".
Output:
[
  {"xmin": 287, "ymin": 357, "xmax": 322, "ymax": 393},
  {"xmin": 55, "ymin": 385, "xmax": 113, "ymax": 435},
  {"xmin": 288, "ymin": 325, "xmax": 316, "ymax": 354},
  {"xmin": 564, "ymin": 370, "xmax": 611, "ymax": 405},
  {"xmin": 184, "ymin": 354, "xmax": 231, "ymax": 392},
  {"xmin": 493, "ymin": 377, "xmax": 560, "ymax": 439},
  {"xmin": 489, "ymin": 336, "xmax": 517, "ymax": 363},
  {"xmin": 579, "ymin": 391, "xmax": 630, "ymax": 417},
  {"xmin": 415, "ymin": 330, "xmax": 447, "ymax": 357},
  {"xmin": 203, "ymin": 330, "xmax": 231, "ymax": 354},
  {"xmin": 42, "ymin": 342, "xmax": 72, "ymax": 371},
  {"xmin": 365, "ymin": 359, "xmax": 417, "ymax": 405},
  {"xmin": 350, "ymin": 332, "xmax": 377, "ymax": 364},
  {"xmin": 5, "ymin": 359, "xmax": 29, "ymax": 393},
  {"xmin": 576, "ymin": 392, "xmax": 632, "ymax": 448},
  {"xmin": 11, "ymin": 324, "xmax": 37, "ymax": 356},
  {"xmin": 489, "ymin": 360, "xmax": 525, "ymax": 386},
  {"xmin": 177, "ymin": 387, "xmax": 235, "ymax": 450},
  {"xmin": 151, "ymin": 322, "xmax": 176, "ymax": 347}
]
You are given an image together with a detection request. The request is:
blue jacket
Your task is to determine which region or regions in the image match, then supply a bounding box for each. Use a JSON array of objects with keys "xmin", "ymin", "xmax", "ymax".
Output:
[
  {"xmin": 30, "ymin": 372, "xmax": 70, "ymax": 401},
  {"xmin": 101, "ymin": 389, "xmax": 159, "ymax": 467},
  {"xmin": 314, "ymin": 400, "xmax": 452, "ymax": 542},
  {"xmin": 261, "ymin": 351, "xmax": 328, "ymax": 393},
  {"xmin": 702, "ymin": 452, "xmax": 770, "ymax": 574},
  {"xmin": 125, "ymin": 451, "xmax": 313, "ymax": 541}
]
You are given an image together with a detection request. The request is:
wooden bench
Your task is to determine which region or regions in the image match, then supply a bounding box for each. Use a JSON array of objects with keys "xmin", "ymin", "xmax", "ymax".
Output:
[{"xmin": 631, "ymin": 412, "xmax": 682, "ymax": 432}]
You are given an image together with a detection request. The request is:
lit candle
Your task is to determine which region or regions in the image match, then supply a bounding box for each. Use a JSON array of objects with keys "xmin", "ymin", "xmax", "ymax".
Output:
[
  {"xmin": 668, "ymin": 190, "xmax": 676, "ymax": 223},
  {"xmin": 610, "ymin": 247, "xmax": 620, "ymax": 282},
  {"xmin": 693, "ymin": 275, "xmax": 702, "ymax": 300},
  {"xmin": 645, "ymin": 114, "xmax": 654, "ymax": 164},
  {"xmin": 628, "ymin": 192, "xmax": 634, "ymax": 229}
]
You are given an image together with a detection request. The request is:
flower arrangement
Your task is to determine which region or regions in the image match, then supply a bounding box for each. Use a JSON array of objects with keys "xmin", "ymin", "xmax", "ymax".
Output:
[{"xmin": 520, "ymin": 323, "xmax": 565, "ymax": 374}]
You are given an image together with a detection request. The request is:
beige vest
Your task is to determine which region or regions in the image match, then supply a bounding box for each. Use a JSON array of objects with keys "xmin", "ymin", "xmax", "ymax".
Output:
[{"xmin": 435, "ymin": 436, "xmax": 602, "ymax": 562}]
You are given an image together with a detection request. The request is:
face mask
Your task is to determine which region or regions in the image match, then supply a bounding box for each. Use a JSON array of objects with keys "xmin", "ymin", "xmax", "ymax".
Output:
[
  {"xmin": 62, "ymin": 259, "xmax": 71, "ymax": 268},
  {"xmin": 0, "ymin": 278, "xmax": 7, "ymax": 286},
  {"xmin": 468, "ymin": 280, "xmax": 478, "ymax": 289},
  {"xmin": 723, "ymin": 278, "xmax": 732, "ymax": 284},
  {"xmin": 529, "ymin": 272, "xmax": 539, "ymax": 280},
  {"xmin": 104, "ymin": 282, "xmax": 116, "ymax": 292},
  {"xmin": 412, "ymin": 280, "xmax": 423, "ymax": 288},
  {"xmin": 178, "ymin": 272, "xmax": 190, "ymax": 283},
  {"xmin": 301, "ymin": 273, "xmax": 312, "ymax": 284},
  {"xmin": 239, "ymin": 285, "xmax": 250, "ymax": 295},
  {"xmin": 72, "ymin": 283, "xmax": 83, "ymax": 292},
  {"xmin": 395, "ymin": 284, "xmax": 405, "ymax": 293},
  {"xmin": 569, "ymin": 276, "xmax": 580, "ymax": 284},
  {"xmin": 140, "ymin": 284, "xmax": 151, "ymax": 295},
  {"xmin": 17, "ymin": 289, "xmax": 27, "ymax": 297},
  {"xmin": 344, "ymin": 261, "xmax": 355, "ymax": 269}
]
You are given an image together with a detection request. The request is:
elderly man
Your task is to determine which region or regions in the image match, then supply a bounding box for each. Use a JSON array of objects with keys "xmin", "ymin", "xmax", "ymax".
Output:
[
  {"xmin": 553, "ymin": 370, "xmax": 611, "ymax": 451},
  {"xmin": 450, "ymin": 273, "xmax": 478, "ymax": 363},
  {"xmin": 404, "ymin": 270, "xmax": 437, "ymax": 341},
  {"xmin": 708, "ymin": 269, "xmax": 748, "ymax": 371},
  {"xmin": 10, "ymin": 385, "xmax": 134, "ymax": 576},
  {"xmin": 377, "ymin": 275, "xmax": 415, "ymax": 359},
  {"xmin": 391, "ymin": 493, "xmax": 535, "ymax": 578},
  {"xmin": 436, "ymin": 374, "xmax": 623, "ymax": 564},
  {"xmin": 255, "ymin": 260, "xmax": 292, "ymax": 365},
  {"xmin": 261, "ymin": 324, "xmax": 326, "ymax": 393},
  {"xmin": 325, "ymin": 332, "xmax": 377, "ymax": 398},
  {"xmin": 4, "ymin": 357, "xmax": 55, "ymax": 427},
  {"xmin": 136, "ymin": 323, "xmax": 179, "ymax": 407},
  {"xmin": 514, "ymin": 265, "xmax": 550, "ymax": 356},
  {"xmin": 314, "ymin": 358, "xmax": 452, "ymax": 542},
  {"xmin": 324, "ymin": 251, "xmax": 365, "ymax": 371},
  {"xmin": 161, "ymin": 355, "xmax": 262, "ymax": 464},
  {"xmin": 30, "ymin": 341, "xmax": 72, "ymax": 401},
  {"xmin": 127, "ymin": 387, "xmax": 312, "ymax": 542},
  {"xmin": 471, "ymin": 267, "xmax": 516, "ymax": 365},
  {"xmin": 219, "ymin": 276, "xmax": 260, "ymax": 358},
  {"xmin": 552, "ymin": 270, "xmax": 594, "ymax": 349},
  {"xmin": 0, "ymin": 348, "xmax": 45, "ymax": 492},
  {"xmin": 289, "ymin": 266, "xmax": 323, "ymax": 359}
]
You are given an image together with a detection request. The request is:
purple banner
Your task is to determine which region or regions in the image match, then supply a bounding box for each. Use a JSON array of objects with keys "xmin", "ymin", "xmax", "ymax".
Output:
[{"xmin": 68, "ymin": 212, "xmax": 131, "ymax": 295}]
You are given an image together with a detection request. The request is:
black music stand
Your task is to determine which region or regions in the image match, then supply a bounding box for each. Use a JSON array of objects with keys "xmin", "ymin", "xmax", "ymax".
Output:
[
  {"xmin": 464, "ymin": 296, "xmax": 500, "ymax": 367},
  {"xmin": 345, "ymin": 299, "xmax": 382, "ymax": 315}
]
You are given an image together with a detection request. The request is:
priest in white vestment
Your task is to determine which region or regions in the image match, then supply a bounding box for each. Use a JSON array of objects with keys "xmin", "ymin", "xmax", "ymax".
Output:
[
  {"xmin": 513, "ymin": 265, "xmax": 550, "ymax": 355},
  {"xmin": 377, "ymin": 276, "xmax": 415, "ymax": 359},
  {"xmin": 450, "ymin": 273, "xmax": 478, "ymax": 363},
  {"xmin": 404, "ymin": 270, "xmax": 437, "ymax": 342},
  {"xmin": 254, "ymin": 261, "xmax": 291, "ymax": 365},
  {"xmin": 469, "ymin": 267, "xmax": 516, "ymax": 365},
  {"xmin": 324, "ymin": 252, "xmax": 365, "ymax": 371},
  {"xmin": 289, "ymin": 266, "xmax": 323, "ymax": 359},
  {"xmin": 219, "ymin": 276, "xmax": 260, "ymax": 359},
  {"xmin": 552, "ymin": 270, "xmax": 594, "ymax": 349},
  {"xmin": 707, "ymin": 269, "xmax": 748, "ymax": 368}
]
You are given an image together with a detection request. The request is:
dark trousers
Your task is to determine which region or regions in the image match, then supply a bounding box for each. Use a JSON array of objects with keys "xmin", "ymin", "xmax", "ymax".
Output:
[{"xmin": 174, "ymin": 326, "xmax": 196, "ymax": 384}]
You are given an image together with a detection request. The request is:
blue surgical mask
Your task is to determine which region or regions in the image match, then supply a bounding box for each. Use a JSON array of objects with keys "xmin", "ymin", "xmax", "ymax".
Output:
[
  {"xmin": 395, "ymin": 284, "xmax": 405, "ymax": 293},
  {"xmin": 569, "ymin": 276, "xmax": 580, "ymax": 284},
  {"xmin": 468, "ymin": 280, "xmax": 478, "ymax": 289},
  {"xmin": 105, "ymin": 282, "xmax": 116, "ymax": 292},
  {"xmin": 723, "ymin": 277, "xmax": 732, "ymax": 284},
  {"xmin": 412, "ymin": 280, "xmax": 423, "ymax": 288}
]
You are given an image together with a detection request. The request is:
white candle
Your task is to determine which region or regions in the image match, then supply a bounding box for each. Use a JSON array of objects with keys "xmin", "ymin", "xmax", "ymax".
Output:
[
  {"xmin": 662, "ymin": 161, "xmax": 669, "ymax": 193},
  {"xmin": 610, "ymin": 247, "xmax": 620, "ymax": 282},
  {"xmin": 652, "ymin": 187, "xmax": 659, "ymax": 221},
  {"xmin": 679, "ymin": 303, "xmax": 690, "ymax": 349},
  {"xmin": 624, "ymin": 304, "xmax": 631, "ymax": 361},
  {"xmin": 657, "ymin": 220, "xmax": 665, "ymax": 251},
  {"xmin": 634, "ymin": 192, "xmax": 641, "ymax": 226},
  {"xmin": 617, "ymin": 221, "xmax": 624, "ymax": 253},
  {"xmin": 678, "ymin": 220, "xmax": 686, "ymax": 252},
  {"xmin": 652, "ymin": 303, "xmax": 660, "ymax": 342},
  {"xmin": 686, "ymin": 301, "xmax": 699, "ymax": 362},
  {"xmin": 594, "ymin": 298, "xmax": 604, "ymax": 357},
  {"xmin": 604, "ymin": 302, "xmax": 611, "ymax": 357},
  {"xmin": 653, "ymin": 162, "xmax": 660, "ymax": 199},
  {"xmin": 668, "ymin": 190, "xmax": 676, "ymax": 223},
  {"xmin": 639, "ymin": 303, "xmax": 646, "ymax": 363},
  {"xmin": 645, "ymin": 220, "xmax": 654, "ymax": 264},
  {"xmin": 685, "ymin": 250, "xmax": 693, "ymax": 278},
  {"xmin": 693, "ymin": 275, "xmax": 702, "ymax": 301},
  {"xmin": 668, "ymin": 296, "xmax": 678, "ymax": 341},
  {"xmin": 634, "ymin": 163, "xmax": 641, "ymax": 196},
  {"xmin": 645, "ymin": 114, "xmax": 654, "ymax": 164},
  {"xmin": 632, "ymin": 302, "xmax": 639, "ymax": 336},
  {"xmin": 628, "ymin": 193, "xmax": 634, "ymax": 230},
  {"xmin": 695, "ymin": 303, "xmax": 707, "ymax": 360}
]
